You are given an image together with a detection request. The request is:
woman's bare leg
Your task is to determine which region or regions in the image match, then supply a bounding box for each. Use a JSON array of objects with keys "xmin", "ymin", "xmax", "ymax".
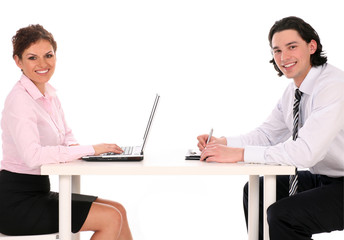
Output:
[
  {"xmin": 94, "ymin": 198, "xmax": 133, "ymax": 240},
  {"xmin": 80, "ymin": 200, "xmax": 125, "ymax": 240}
]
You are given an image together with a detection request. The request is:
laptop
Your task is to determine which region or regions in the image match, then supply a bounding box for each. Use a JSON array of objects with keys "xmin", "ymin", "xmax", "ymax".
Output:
[{"xmin": 81, "ymin": 94, "xmax": 160, "ymax": 161}]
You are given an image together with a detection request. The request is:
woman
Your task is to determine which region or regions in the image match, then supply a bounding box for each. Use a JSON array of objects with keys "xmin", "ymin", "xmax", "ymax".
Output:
[{"xmin": 0, "ymin": 24, "xmax": 133, "ymax": 240}]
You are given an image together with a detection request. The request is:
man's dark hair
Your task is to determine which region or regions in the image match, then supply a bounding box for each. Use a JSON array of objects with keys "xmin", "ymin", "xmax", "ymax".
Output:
[{"xmin": 268, "ymin": 16, "xmax": 327, "ymax": 76}]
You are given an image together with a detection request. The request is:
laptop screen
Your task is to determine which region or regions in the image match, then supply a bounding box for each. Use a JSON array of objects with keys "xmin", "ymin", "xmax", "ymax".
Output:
[{"xmin": 140, "ymin": 94, "xmax": 160, "ymax": 154}]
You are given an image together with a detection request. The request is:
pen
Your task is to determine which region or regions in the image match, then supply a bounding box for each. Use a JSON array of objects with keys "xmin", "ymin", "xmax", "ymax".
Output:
[{"xmin": 206, "ymin": 128, "xmax": 213, "ymax": 145}]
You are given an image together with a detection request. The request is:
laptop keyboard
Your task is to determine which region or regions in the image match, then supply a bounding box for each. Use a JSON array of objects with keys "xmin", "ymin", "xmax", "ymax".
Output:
[
  {"xmin": 103, "ymin": 146, "xmax": 134, "ymax": 156},
  {"xmin": 122, "ymin": 146, "xmax": 134, "ymax": 155}
]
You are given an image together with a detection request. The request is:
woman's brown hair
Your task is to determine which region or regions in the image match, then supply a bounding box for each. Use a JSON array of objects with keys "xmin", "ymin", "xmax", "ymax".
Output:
[{"xmin": 12, "ymin": 24, "xmax": 57, "ymax": 59}]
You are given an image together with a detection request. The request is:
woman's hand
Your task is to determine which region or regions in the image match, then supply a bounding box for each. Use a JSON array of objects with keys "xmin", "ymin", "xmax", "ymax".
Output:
[
  {"xmin": 92, "ymin": 143, "xmax": 123, "ymax": 155},
  {"xmin": 197, "ymin": 134, "xmax": 227, "ymax": 151}
]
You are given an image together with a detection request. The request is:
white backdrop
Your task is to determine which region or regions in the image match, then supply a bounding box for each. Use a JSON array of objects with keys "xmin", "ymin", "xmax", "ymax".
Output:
[{"xmin": 0, "ymin": 0, "xmax": 343, "ymax": 239}]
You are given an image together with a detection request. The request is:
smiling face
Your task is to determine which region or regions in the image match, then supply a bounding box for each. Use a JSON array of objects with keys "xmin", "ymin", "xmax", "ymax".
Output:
[
  {"xmin": 14, "ymin": 39, "xmax": 56, "ymax": 95},
  {"xmin": 271, "ymin": 29, "xmax": 317, "ymax": 87}
]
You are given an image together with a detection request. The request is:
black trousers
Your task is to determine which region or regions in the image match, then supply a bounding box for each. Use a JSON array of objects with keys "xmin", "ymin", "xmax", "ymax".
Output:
[{"xmin": 243, "ymin": 171, "xmax": 344, "ymax": 240}]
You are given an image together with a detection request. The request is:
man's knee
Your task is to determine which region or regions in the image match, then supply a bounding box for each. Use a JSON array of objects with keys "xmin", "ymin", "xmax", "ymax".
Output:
[
  {"xmin": 267, "ymin": 201, "xmax": 290, "ymax": 228},
  {"xmin": 243, "ymin": 182, "xmax": 249, "ymax": 213},
  {"xmin": 243, "ymin": 182, "xmax": 249, "ymax": 200}
]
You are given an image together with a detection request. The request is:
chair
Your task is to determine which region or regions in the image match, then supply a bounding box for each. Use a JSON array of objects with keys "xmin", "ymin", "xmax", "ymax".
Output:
[{"xmin": 0, "ymin": 233, "xmax": 59, "ymax": 240}]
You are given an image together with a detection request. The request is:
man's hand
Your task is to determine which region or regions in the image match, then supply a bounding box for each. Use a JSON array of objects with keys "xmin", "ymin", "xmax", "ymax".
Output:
[
  {"xmin": 197, "ymin": 134, "xmax": 227, "ymax": 151},
  {"xmin": 200, "ymin": 143, "xmax": 244, "ymax": 163}
]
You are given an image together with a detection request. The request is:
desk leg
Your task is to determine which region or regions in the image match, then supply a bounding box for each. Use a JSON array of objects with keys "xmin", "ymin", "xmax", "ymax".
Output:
[
  {"xmin": 72, "ymin": 175, "xmax": 80, "ymax": 194},
  {"xmin": 263, "ymin": 175, "xmax": 276, "ymax": 240},
  {"xmin": 59, "ymin": 175, "xmax": 72, "ymax": 240},
  {"xmin": 72, "ymin": 176, "xmax": 81, "ymax": 240},
  {"xmin": 248, "ymin": 175, "xmax": 259, "ymax": 240}
]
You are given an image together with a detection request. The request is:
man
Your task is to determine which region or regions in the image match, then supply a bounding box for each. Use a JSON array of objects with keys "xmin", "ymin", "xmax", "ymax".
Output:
[{"xmin": 197, "ymin": 16, "xmax": 344, "ymax": 240}]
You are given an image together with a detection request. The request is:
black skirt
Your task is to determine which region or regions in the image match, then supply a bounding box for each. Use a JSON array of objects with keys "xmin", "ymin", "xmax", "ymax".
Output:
[{"xmin": 0, "ymin": 170, "xmax": 97, "ymax": 236}]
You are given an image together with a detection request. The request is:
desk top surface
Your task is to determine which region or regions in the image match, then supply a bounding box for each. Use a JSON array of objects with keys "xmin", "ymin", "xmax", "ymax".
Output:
[{"xmin": 41, "ymin": 150, "xmax": 295, "ymax": 176}]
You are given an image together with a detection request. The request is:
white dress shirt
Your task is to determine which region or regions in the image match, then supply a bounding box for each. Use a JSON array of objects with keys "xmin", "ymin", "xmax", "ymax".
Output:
[{"xmin": 227, "ymin": 63, "xmax": 344, "ymax": 177}]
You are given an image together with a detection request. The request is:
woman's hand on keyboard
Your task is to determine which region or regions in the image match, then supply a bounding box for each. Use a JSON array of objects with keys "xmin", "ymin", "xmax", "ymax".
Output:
[{"xmin": 92, "ymin": 143, "xmax": 123, "ymax": 155}]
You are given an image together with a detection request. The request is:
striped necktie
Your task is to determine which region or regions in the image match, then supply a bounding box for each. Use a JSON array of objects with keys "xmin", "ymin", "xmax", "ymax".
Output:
[{"xmin": 289, "ymin": 88, "xmax": 303, "ymax": 196}]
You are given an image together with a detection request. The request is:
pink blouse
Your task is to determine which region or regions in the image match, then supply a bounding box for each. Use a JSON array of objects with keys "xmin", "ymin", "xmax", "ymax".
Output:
[{"xmin": 1, "ymin": 75, "xmax": 95, "ymax": 175}]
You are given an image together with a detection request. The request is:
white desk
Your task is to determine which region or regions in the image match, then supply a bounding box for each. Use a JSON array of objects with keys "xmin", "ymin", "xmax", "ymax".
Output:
[{"xmin": 41, "ymin": 152, "xmax": 295, "ymax": 240}]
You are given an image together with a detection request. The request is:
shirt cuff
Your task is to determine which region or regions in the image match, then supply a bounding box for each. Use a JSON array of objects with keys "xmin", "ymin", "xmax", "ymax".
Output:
[
  {"xmin": 226, "ymin": 136, "xmax": 244, "ymax": 148},
  {"xmin": 65, "ymin": 145, "xmax": 95, "ymax": 162},
  {"xmin": 76, "ymin": 145, "xmax": 95, "ymax": 156},
  {"xmin": 244, "ymin": 145, "xmax": 267, "ymax": 164}
]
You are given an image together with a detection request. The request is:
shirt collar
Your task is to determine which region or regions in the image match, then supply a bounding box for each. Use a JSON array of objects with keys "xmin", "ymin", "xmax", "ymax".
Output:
[
  {"xmin": 19, "ymin": 74, "xmax": 56, "ymax": 100},
  {"xmin": 298, "ymin": 64, "xmax": 325, "ymax": 95}
]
